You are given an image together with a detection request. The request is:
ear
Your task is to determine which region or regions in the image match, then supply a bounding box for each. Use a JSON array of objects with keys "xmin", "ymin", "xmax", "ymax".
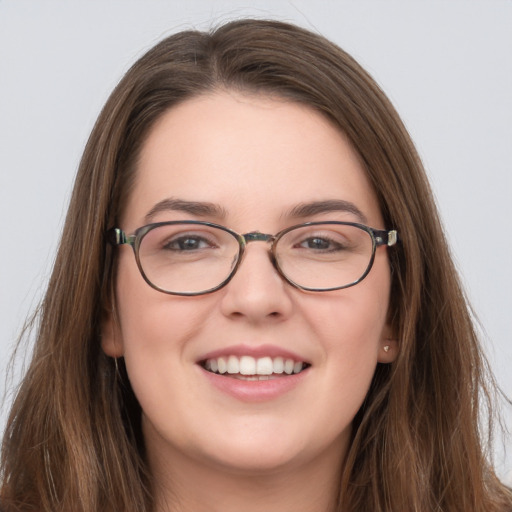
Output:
[
  {"xmin": 378, "ymin": 324, "xmax": 398, "ymax": 364},
  {"xmin": 101, "ymin": 307, "xmax": 124, "ymax": 358}
]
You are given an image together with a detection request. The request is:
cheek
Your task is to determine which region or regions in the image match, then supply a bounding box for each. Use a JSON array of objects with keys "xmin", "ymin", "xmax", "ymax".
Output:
[
  {"xmin": 299, "ymin": 260, "xmax": 391, "ymax": 398},
  {"xmin": 114, "ymin": 253, "xmax": 209, "ymax": 349},
  {"xmin": 113, "ymin": 258, "xmax": 212, "ymax": 403},
  {"xmin": 303, "ymin": 274, "xmax": 390, "ymax": 356},
  {"xmin": 312, "ymin": 295, "xmax": 385, "ymax": 391}
]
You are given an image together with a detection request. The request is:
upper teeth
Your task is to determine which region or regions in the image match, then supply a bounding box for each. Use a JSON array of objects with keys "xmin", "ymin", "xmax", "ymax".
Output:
[{"xmin": 204, "ymin": 355, "xmax": 305, "ymax": 375}]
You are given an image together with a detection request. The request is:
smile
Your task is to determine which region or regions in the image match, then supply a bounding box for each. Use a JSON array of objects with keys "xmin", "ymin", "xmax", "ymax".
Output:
[{"xmin": 202, "ymin": 355, "xmax": 309, "ymax": 380}]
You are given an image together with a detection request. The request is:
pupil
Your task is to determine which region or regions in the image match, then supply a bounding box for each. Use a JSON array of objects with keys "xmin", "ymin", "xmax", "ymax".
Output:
[
  {"xmin": 180, "ymin": 238, "xmax": 199, "ymax": 250},
  {"xmin": 308, "ymin": 238, "xmax": 329, "ymax": 250}
]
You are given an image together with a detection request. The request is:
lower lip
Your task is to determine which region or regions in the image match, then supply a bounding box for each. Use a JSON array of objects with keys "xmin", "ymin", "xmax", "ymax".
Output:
[{"xmin": 200, "ymin": 366, "xmax": 309, "ymax": 402}]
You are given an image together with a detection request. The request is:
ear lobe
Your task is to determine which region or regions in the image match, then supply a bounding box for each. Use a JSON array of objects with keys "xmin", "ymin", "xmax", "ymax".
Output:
[
  {"xmin": 378, "ymin": 338, "xmax": 398, "ymax": 363},
  {"xmin": 101, "ymin": 309, "xmax": 124, "ymax": 358},
  {"xmin": 378, "ymin": 324, "xmax": 398, "ymax": 364}
]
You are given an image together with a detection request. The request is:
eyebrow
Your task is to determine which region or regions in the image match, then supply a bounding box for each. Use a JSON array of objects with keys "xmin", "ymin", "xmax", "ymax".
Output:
[
  {"xmin": 144, "ymin": 197, "xmax": 367, "ymax": 225},
  {"xmin": 286, "ymin": 199, "xmax": 368, "ymax": 224},
  {"xmin": 145, "ymin": 198, "xmax": 227, "ymax": 223}
]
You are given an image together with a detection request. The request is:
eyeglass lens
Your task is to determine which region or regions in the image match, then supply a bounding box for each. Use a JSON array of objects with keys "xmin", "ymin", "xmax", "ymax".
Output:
[{"xmin": 136, "ymin": 223, "xmax": 375, "ymax": 294}]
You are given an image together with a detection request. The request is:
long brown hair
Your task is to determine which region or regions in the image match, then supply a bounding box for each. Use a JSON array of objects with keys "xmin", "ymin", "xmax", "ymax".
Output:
[{"xmin": 1, "ymin": 19, "xmax": 510, "ymax": 512}]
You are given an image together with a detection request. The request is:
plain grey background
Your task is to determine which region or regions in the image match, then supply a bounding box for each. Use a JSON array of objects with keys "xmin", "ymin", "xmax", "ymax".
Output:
[{"xmin": 1, "ymin": 0, "xmax": 511, "ymax": 481}]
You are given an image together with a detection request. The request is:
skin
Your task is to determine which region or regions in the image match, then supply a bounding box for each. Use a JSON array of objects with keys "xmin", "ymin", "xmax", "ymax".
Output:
[{"xmin": 102, "ymin": 91, "xmax": 397, "ymax": 512}]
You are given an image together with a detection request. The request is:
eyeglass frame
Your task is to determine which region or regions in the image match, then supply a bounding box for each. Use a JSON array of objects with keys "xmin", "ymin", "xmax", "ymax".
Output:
[{"xmin": 108, "ymin": 220, "xmax": 398, "ymax": 296}]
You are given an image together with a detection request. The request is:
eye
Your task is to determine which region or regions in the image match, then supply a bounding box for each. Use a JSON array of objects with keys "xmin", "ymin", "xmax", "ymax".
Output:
[
  {"xmin": 163, "ymin": 235, "xmax": 215, "ymax": 251},
  {"xmin": 298, "ymin": 236, "xmax": 345, "ymax": 252}
]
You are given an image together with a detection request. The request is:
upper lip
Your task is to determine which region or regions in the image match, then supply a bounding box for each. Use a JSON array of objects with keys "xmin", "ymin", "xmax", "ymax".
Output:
[{"xmin": 197, "ymin": 344, "xmax": 310, "ymax": 364}]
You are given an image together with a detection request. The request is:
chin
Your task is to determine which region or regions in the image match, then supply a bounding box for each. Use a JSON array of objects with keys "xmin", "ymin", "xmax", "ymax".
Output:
[
  {"xmin": 200, "ymin": 442, "xmax": 307, "ymax": 475},
  {"xmin": 193, "ymin": 420, "xmax": 348, "ymax": 476}
]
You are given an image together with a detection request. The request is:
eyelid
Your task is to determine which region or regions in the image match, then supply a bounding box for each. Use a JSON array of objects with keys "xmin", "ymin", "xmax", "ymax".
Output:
[{"xmin": 161, "ymin": 228, "xmax": 221, "ymax": 242}]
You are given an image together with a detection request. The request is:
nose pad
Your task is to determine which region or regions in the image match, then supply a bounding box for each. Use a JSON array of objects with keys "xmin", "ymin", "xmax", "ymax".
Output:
[
  {"xmin": 230, "ymin": 253, "xmax": 238, "ymax": 271},
  {"xmin": 266, "ymin": 250, "xmax": 282, "ymax": 278}
]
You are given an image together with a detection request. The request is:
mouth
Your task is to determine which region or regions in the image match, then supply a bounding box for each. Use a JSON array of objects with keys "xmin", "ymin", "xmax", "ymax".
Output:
[{"xmin": 200, "ymin": 355, "xmax": 310, "ymax": 381}]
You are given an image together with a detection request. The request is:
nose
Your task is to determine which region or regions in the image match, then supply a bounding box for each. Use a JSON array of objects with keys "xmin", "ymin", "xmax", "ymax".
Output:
[{"xmin": 219, "ymin": 241, "xmax": 294, "ymax": 323}]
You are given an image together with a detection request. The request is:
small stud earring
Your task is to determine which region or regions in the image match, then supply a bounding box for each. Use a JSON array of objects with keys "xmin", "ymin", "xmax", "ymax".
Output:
[{"xmin": 383, "ymin": 345, "xmax": 390, "ymax": 353}]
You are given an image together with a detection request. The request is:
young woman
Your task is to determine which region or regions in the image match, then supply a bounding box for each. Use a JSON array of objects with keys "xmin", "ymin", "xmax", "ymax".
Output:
[{"xmin": 1, "ymin": 19, "xmax": 510, "ymax": 512}]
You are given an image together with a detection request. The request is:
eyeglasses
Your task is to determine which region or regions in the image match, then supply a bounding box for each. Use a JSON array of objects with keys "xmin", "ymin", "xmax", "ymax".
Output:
[{"xmin": 108, "ymin": 221, "xmax": 398, "ymax": 296}]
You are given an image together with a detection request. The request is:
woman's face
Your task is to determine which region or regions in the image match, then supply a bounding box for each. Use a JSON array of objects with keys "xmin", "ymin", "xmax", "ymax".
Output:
[{"xmin": 103, "ymin": 91, "xmax": 395, "ymax": 476}]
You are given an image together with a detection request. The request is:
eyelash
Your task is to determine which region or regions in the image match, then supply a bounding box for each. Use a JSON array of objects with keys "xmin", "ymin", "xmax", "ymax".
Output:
[{"xmin": 163, "ymin": 234, "xmax": 217, "ymax": 251}]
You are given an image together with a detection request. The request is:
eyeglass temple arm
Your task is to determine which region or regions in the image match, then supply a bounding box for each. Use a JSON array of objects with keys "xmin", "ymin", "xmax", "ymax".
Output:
[
  {"xmin": 107, "ymin": 228, "xmax": 135, "ymax": 246},
  {"xmin": 373, "ymin": 229, "xmax": 398, "ymax": 247}
]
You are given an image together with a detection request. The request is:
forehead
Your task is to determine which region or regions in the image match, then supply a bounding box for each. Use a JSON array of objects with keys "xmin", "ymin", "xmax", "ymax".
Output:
[{"xmin": 123, "ymin": 91, "xmax": 383, "ymax": 230}]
